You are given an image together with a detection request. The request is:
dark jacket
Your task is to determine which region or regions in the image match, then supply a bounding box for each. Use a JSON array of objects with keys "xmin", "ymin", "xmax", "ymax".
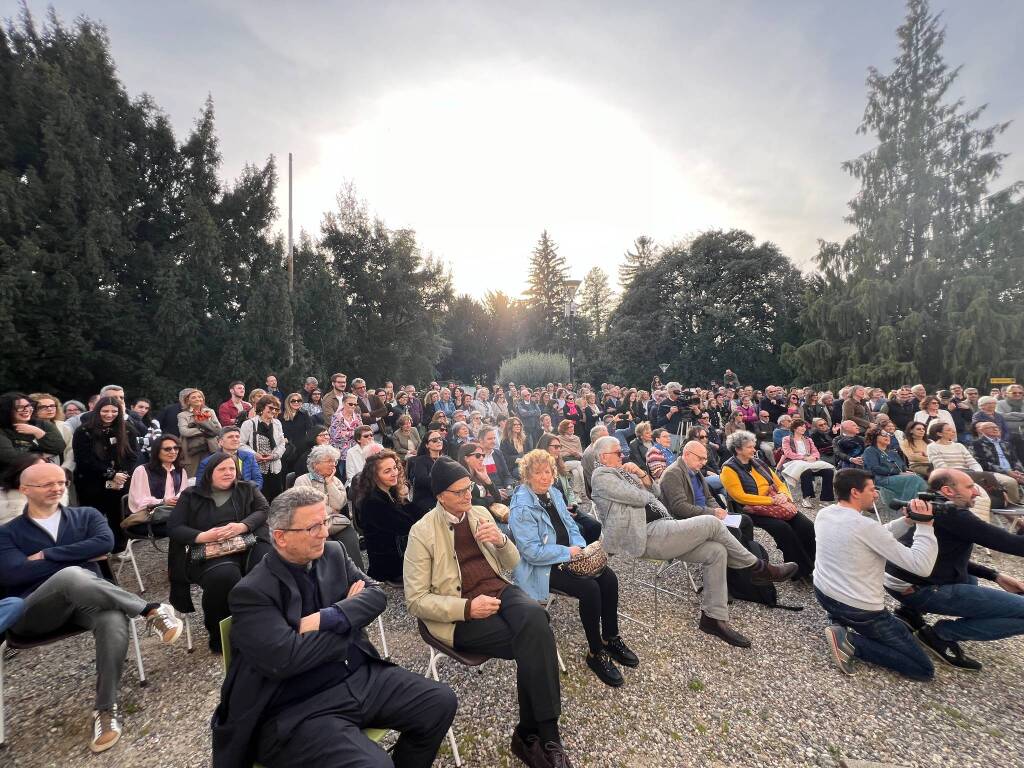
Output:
[
  {"xmin": 167, "ymin": 480, "xmax": 271, "ymax": 612},
  {"xmin": 516, "ymin": 402, "xmax": 542, "ymax": 438},
  {"xmin": 760, "ymin": 396, "xmax": 786, "ymax": 424},
  {"xmin": 656, "ymin": 397, "xmax": 685, "ymax": 433},
  {"xmin": 156, "ymin": 404, "xmax": 183, "ymax": 437},
  {"xmin": 356, "ymin": 485, "xmax": 417, "ymax": 582},
  {"xmin": 0, "ymin": 505, "xmax": 113, "ymax": 597},
  {"xmin": 659, "ymin": 461, "xmax": 720, "ymax": 519},
  {"xmin": 881, "ymin": 398, "xmax": 916, "ymax": 432},
  {"xmin": 833, "ymin": 434, "xmax": 865, "ymax": 468},
  {"xmin": 887, "ymin": 506, "xmax": 1024, "ymax": 588},
  {"xmin": 500, "ymin": 435, "xmax": 532, "ymax": 478},
  {"xmin": 212, "ymin": 543, "xmax": 389, "ymax": 768},
  {"xmin": 972, "ymin": 437, "xmax": 1024, "ymax": 474},
  {"xmin": 72, "ymin": 424, "xmax": 138, "ymax": 494},
  {"xmin": 407, "ymin": 453, "xmax": 439, "ymax": 517},
  {"xmin": 0, "ymin": 420, "xmax": 67, "ymax": 473},
  {"xmin": 486, "ymin": 450, "xmax": 514, "ymax": 490}
]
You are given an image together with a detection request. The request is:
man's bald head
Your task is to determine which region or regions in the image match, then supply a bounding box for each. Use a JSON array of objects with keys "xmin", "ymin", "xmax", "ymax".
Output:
[
  {"xmin": 20, "ymin": 461, "xmax": 65, "ymax": 487},
  {"xmin": 841, "ymin": 420, "xmax": 859, "ymax": 435},
  {"xmin": 928, "ymin": 468, "xmax": 977, "ymax": 508},
  {"xmin": 19, "ymin": 461, "xmax": 67, "ymax": 511},
  {"xmin": 681, "ymin": 440, "xmax": 708, "ymax": 472}
]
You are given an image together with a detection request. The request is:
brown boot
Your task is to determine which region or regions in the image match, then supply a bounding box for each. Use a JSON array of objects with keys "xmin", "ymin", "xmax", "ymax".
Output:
[
  {"xmin": 698, "ymin": 611, "xmax": 751, "ymax": 648},
  {"xmin": 750, "ymin": 559, "xmax": 799, "ymax": 585}
]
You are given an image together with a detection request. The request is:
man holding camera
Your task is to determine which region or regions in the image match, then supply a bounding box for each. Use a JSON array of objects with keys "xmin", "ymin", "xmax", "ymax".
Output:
[
  {"xmin": 885, "ymin": 468, "xmax": 1024, "ymax": 670},
  {"xmin": 813, "ymin": 469, "xmax": 938, "ymax": 679}
]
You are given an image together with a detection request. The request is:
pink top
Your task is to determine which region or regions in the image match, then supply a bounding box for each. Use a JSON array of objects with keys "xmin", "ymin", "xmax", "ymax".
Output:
[
  {"xmin": 779, "ymin": 435, "xmax": 820, "ymax": 467},
  {"xmin": 128, "ymin": 464, "xmax": 189, "ymax": 514}
]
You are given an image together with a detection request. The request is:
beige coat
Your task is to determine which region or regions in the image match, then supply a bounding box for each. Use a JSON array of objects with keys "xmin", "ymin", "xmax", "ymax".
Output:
[{"xmin": 404, "ymin": 502, "xmax": 521, "ymax": 646}]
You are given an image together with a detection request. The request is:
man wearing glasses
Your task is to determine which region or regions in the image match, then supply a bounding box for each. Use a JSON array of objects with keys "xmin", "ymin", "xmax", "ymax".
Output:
[
  {"xmin": 590, "ymin": 436, "xmax": 798, "ymax": 648},
  {"xmin": 352, "ymin": 378, "xmax": 389, "ymax": 438},
  {"xmin": 214, "ymin": 486, "xmax": 456, "ymax": 768},
  {"xmin": 0, "ymin": 462, "xmax": 183, "ymax": 753},
  {"xmin": 404, "ymin": 457, "xmax": 572, "ymax": 768},
  {"xmin": 320, "ymin": 373, "xmax": 348, "ymax": 424}
]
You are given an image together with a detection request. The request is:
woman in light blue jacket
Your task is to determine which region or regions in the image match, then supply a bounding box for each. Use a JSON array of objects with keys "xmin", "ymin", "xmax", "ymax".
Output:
[{"xmin": 509, "ymin": 449, "xmax": 638, "ymax": 687}]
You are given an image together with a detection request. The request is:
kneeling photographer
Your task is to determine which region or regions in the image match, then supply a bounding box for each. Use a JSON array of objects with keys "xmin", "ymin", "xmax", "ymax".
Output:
[
  {"xmin": 813, "ymin": 469, "xmax": 938, "ymax": 679},
  {"xmin": 885, "ymin": 468, "xmax": 1024, "ymax": 670}
]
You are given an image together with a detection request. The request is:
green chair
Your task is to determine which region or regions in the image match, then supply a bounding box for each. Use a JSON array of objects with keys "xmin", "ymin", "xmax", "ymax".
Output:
[{"xmin": 217, "ymin": 616, "xmax": 389, "ymax": 765}]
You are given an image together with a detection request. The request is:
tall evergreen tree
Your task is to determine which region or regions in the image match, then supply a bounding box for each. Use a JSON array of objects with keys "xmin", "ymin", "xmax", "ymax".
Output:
[
  {"xmin": 524, "ymin": 230, "xmax": 569, "ymax": 352},
  {"xmin": 618, "ymin": 235, "xmax": 659, "ymax": 289},
  {"xmin": 789, "ymin": 0, "xmax": 1024, "ymax": 389},
  {"xmin": 577, "ymin": 266, "xmax": 616, "ymax": 339}
]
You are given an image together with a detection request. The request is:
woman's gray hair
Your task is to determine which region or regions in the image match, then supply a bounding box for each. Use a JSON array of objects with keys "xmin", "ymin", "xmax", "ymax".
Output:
[
  {"xmin": 307, "ymin": 444, "xmax": 341, "ymax": 472},
  {"xmin": 269, "ymin": 486, "xmax": 327, "ymax": 531},
  {"xmin": 593, "ymin": 436, "xmax": 622, "ymax": 465},
  {"xmin": 725, "ymin": 429, "xmax": 756, "ymax": 453},
  {"xmin": 451, "ymin": 420, "xmax": 469, "ymax": 437}
]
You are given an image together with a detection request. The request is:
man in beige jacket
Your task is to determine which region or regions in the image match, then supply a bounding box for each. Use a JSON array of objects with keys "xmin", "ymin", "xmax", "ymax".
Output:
[{"xmin": 404, "ymin": 457, "xmax": 572, "ymax": 768}]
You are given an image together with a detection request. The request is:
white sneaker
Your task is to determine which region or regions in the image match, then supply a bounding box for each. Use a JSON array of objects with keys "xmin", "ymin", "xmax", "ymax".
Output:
[
  {"xmin": 801, "ymin": 498, "xmax": 813, "ymax": 509},
  {"xmin": 90, "ymin": 706, "xmax": 122, "ymax": 753},
  {"xmin": 145, "ymin": 603, "xmax": 183, "ymax": 644}
]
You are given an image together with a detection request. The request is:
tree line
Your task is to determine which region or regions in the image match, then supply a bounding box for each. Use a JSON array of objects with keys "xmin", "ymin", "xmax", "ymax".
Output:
[{"xmin": 1, "ymin": 1, "xmax": 1020, "ymax": 405}]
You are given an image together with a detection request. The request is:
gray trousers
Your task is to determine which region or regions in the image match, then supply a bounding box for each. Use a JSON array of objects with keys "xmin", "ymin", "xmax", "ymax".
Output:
[
  {"xmin": 13, "ymin": 566, "xmax": 147, "ymax": 709},
  {"xmin": 643, "ymin": 516, "xmax": 758, "ymax": 621}
]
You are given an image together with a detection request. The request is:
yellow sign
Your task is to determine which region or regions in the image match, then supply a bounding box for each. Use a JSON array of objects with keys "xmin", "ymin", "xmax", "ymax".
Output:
[{"xmin": 990, "ymin": 377, "xmax": 1016, "ymax": 385}]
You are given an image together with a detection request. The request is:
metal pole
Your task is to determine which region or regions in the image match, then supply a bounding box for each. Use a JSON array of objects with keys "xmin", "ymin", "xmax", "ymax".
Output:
[
  {"xmin": 569, "ymin": 305, "xmax": 575, "ymax": 386},
  {"xmin": 287, "ymin": 152, "xmax": 294, "ymax": 367}
]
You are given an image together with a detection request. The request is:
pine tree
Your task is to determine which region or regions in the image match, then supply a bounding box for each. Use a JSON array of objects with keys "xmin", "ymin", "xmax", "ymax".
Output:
[
  {"xmin": 789, "ymin": 0, "xmax": 1024, "ymax": 388},
  {"xmin": 524, "ymin": 230, "xmax": 569, "ymax": 352},
  {"xmin": 618, "ymin": 235, "xmax": 659, "ymax": 289},
  {"xmin": 577, "ymin": 266, "xmax": 616, "ymax": 338}
]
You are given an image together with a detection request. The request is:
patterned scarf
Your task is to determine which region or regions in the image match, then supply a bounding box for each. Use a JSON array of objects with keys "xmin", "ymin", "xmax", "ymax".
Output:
[{"xmin": 614, "ymin": 467, "xmax": 670, "ymax": 520}]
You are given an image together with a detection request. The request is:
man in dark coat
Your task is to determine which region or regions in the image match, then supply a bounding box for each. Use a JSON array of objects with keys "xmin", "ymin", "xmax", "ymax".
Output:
[{"xmin": 212, "ymin": 486, "xmax": 456, "ymax": 768}]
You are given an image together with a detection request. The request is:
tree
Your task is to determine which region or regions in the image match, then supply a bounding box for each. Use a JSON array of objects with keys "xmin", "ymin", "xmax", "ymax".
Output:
[
  {"xmin": 789, "ymin": 0, "xmax": 1024, "ymax": 389},
  {"xmin": 524, "ymin": 230, "xmax": 569, "ymax": 352},
  {"xmin": 577, "ymin": 266, "xmax": 616, "ymax": 339},
  {"xmin": 618, "ymin": 235, "xmax": 659, "ymax": 289}
]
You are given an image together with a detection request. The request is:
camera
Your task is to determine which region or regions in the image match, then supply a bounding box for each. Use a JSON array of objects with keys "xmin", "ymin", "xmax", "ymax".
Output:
[{"xmin": 888, "ymin": 491, "xmax": 958, "ymax": 521}]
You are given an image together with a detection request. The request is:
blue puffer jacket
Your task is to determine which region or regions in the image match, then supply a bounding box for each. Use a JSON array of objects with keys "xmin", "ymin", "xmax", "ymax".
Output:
[{"xmin": 509, "ymin": 483, "xmax": 584, "ymax": 600}]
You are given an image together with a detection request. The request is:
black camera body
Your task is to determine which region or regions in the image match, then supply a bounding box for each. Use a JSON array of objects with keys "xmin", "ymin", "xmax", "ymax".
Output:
[{"xmin": 888, "ymin": 491, "xmax": 958, "ymax": 521}]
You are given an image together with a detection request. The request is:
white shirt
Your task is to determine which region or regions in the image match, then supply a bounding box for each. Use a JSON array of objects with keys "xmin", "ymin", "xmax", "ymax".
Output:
[{"xmin": 32, "ymin": 508, "xmax": 63, "ymax": 542}]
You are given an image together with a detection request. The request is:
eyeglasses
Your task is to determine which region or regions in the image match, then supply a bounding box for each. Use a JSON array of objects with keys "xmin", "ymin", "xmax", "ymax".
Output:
[
  {"xmin": 344, "ymin": 401, "xmax": 357, "ymax": 406},
  {"xmin": 160, "ymin": 446, "xmax": 180, "ymax": 453},
  {"xmin": 289, "ymin": 399, "xmax": 302, "ymax": 404},
  {"xmin": 24, "ymin": 480, "xmax": 70, "ymax": 490},
  {"xmin": 266, "ymin": 407, "xmax": 280, "ymax": 413},
  {"xmin": 277, "ymin": 515, "xmax": 345, "ymax": 536},
  {"xmin": 443, "ymin": 485, "xmax": 473, "ymax": 497},
  {"xmin": 35, "ymin": 403, "xmax": 57, "ymax": 410},
  {"xmin": 14, "ymin": 403, "xmax": 33, "ymax": 411},
  {"xmin": 548, "ymin": 443, "xmax": 561, "ymax": 449},
  {"xmin": 427, "ymin": 437, "xmax": 443, "ymax": 443},
  {"xmin": 469, "ymin": 452, "xmax": 485, "ymax": 459}
]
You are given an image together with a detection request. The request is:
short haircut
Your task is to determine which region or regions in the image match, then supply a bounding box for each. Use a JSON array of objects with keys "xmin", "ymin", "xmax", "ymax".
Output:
[
  {"xmin": 229, "ymin": 380, "xmax": 244, "ymax": 389},
  {"xmin": 593, "ymin": 435, "xmax": 621, "ymax": 460},
  {"xmin": 590, "ymin": 424, "xmax": 609, "ymax": 441},
  {"xmin": 789, "ymin": 417, "xmax": 805, "ymax": 432},
  {"xmin": 518, "ymin": 448, "xmax": 557, "ymax": 480},
  {"xmin": 100, "ymin": 384, "xmax": 124, "ymax": 395},
  {"xmin": 307, "ymin": 444, "xmax": 341, "ymax": 471},
  {"xmin": 269, "ymin": 487, "xmax": 327, "ymax": 532},
  {"xmin": 254, "ymin": 394, "xmax": 280, "ymax": 415},
  {"xmin": 926, "ymin": 420, "xmax": 946, "ymax": 441},
  {"xmin": 725, "ymin": 429, "xmax": 756, "ymax": 453},
  {"xmin": 834, "ymin": 469, "xmax": 874, "ymax": 501},
  {"xmin": 218, "ymin": 426, "xmax": 241, "ymax": 439},
  {"xmin": 354, "ymin": 425, "xmax": 373, "ymax": 440},
  {"xmin": 478, "ymin": 425, "xmax": 498, "ymax": 441}
]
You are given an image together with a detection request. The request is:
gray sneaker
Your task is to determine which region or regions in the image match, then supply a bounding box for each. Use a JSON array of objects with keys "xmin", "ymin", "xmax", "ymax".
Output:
[
  {"xmin": 825, "ymin": 625, "xmax": 856, "ymax": 675},
  {"xmin": 90, "ymin": 706, "xmax": 122, "ymax": 753}
]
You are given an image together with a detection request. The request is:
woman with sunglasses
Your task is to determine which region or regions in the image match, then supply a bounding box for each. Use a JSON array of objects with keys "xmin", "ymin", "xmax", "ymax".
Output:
[
  {"xmin": 0, "ymin": 392, "xmax": 67, "ymax": 475},
  {"xmin": 408, "ymin": 429, "xmax": 445, "ymax": 517},
  {"xmin": 457, "ymin": 442, "xmax": 511, "ymax": 533},
  {"xmin": 125, "ymin": 434, "xmax": 187, "ymax": 532},
  {"xmin": 178, "ymin": 389, "xmax": 222, "ymax": 476},
  {"xmin": 239, "ymin": 395, "xmax": 286, "ymax": 501},
  {"xmin": 280, "ymin": 392, "xmax": 314, "ymax": 477}
]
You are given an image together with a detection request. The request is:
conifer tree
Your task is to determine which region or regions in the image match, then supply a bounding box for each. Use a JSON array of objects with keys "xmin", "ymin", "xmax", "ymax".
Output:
[{"xmin": 524, "ymin": 230, "xmax": 569, "ymax": 352}]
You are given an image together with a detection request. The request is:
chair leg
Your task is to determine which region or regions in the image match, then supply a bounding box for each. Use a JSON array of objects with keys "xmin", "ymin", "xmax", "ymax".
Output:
[
  {"xmin": 376, "ymin": 615, "xmax": 390, "ymax": 660},
  {"xmin": 184, "ymin": 614, "xmax": 194, "ymax": 654},
  {"xmin": 424, "ymin": 649, "xmax": 462, "ymax": 767},
  {"xmin": 0, "ymin": 639, "xmax": 6, "ymax": 745},
  {"xmin": 544, "ymin": 595, "xmax": 567, "ymax": 675},
  {"xmin": 127, "ymin": 539, "xmax": 145, "ymax": 594},
  {"xmin": 130, "ymin": 619, "xmax": 147, "ymax": 687}
]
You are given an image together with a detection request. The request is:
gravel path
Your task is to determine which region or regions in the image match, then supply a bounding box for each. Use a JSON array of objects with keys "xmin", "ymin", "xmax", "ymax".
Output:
[{"xmin": 2, "ymin": 507, "xmax": 1022, "ymax": 768}]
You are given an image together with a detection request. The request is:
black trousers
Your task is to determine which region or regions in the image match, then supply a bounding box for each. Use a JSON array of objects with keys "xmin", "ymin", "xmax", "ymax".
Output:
[
  {"xmin": 747, "ymin": 511, "xmax": 816, "ymax": 577},
  {"xmin": 799, "ymin": 468, "xmax": 836, "ymax": 501},
  {"xmin": 453, "ymin": 585, "xmax": 561, "ymax": 730},
  {"xmin": 572, "ymin": 510, "xmax": 602, "ymax": 544},
  {"xmin": 547, "ymin": 566, "xmax": 619, "ymax": 654},
  {"xmin": 257, "ymin": 661, "xmax": 457, "ymax": 768},
  {"xmin": 197, "ymin": 559, "xmax": 243, "ymax": 648}
]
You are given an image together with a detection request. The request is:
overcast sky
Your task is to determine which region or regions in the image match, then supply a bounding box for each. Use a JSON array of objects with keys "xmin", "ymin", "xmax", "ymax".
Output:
[{"xmin": 13, "ymin": 1, "xmax": 1024, "ymax": 297}]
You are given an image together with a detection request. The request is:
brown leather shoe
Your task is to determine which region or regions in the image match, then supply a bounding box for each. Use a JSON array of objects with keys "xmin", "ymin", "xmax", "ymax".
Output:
[
  {"xmin": 750, "ymin": 559, "xmax": 799, "ymax": 585},
  {"xmin": 511, "ymin": 731, "xmax": 551, "ymax": 768},
  {"xmin": 698, "ymin": 611, "xmax": 751, "ymax": 648}
]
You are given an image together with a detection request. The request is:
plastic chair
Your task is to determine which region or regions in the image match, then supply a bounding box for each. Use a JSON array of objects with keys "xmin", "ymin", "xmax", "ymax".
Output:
[
  {"xmin": 418, "ymin": 620, "xmax": 489, "ymax": 767},
  {"xmin": 217, "ymin": 617, "xmax": 388, "ymax": 766},
  {"xmin": 285, "ymin": 472, "xmax": 296, "ymax": 490}
]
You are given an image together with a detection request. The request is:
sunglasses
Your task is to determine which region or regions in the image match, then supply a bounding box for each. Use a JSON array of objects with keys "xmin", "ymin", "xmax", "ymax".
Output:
[
  {"xmin": 427, "ymin": 437, "xmax": 443, "ymax": 443},
  {"xmin": 161, "ymin": 446, "xmax": 181, "ymax": 452},
  {"xmin": 469, "ymin": 452, "xmax": 485, "ymax": 459}
]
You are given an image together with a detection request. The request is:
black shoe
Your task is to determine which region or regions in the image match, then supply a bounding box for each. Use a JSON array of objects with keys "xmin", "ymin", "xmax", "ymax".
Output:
[
  {"xmin": 543, "ymin": 741, "xmax": 574, "ymax": 768},
  {"xmin": 383, "ymin": 579, "xmax": 404, "ymax": 588},
  {"xmin": 586, "ymin": 651, "xmax": 624, "ymax": 687},
  {"xmin": 603, "ymin": 636, "xmax": 639, "ymax": 668},
  {"xmin": 893, "ymin": 605, "xmax": 926, "ymax": 633},
  {"xmin": 698, "ymin": 611, "xmax": 751, "ymax": 648},
  {"xmin": 510, "ymin": 731, "xmax": 549, "ymax": 768},
  {"xmin": 749, "ymin": 559, "xmax": 799, "ymax": 585},
  {"xmin": 917, "ymin": 626, "xmax": 983, "ymax": 671}
]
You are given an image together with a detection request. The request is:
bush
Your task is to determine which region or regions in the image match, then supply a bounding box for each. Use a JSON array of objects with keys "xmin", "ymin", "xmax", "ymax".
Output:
[{"xmin": 497, "ymin": 351, "xmax": 570, "ymax": 387}]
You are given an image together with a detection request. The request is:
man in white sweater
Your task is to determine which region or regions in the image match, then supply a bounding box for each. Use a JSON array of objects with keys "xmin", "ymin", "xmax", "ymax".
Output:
[{"xmin": 813, "ymin": 469, "xmax": 938, "ymax": 679}]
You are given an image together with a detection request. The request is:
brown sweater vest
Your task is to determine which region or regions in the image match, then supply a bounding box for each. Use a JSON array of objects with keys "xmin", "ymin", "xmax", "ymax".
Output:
[{"xmin": 452, "ymin": 515, "xmax": 507, "ymax": 612}]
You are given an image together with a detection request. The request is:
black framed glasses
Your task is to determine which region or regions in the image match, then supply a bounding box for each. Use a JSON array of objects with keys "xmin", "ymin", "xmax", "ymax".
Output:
[
  {"xmin": 469, "ymin": 452, "xmax": 485, "ymax": 459},
  {"xmin": 427, "ymin": 437, "xmax": 443, "ymax": 443},
  {"xmin": 277, "ymin": 515, "xmax": 345, "ymax": 536}
]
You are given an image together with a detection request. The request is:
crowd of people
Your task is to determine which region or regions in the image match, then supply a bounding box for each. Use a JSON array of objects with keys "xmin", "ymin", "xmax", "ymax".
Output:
[{"xmin": 0, "ymin": 372, "xmax": 1023, "ymax": 766}]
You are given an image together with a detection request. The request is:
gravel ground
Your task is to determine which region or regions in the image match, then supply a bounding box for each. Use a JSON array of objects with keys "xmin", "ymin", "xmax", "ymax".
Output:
[{"xmin": 2, "ymin": 504, "xmax": 1023, "ymax": 768}]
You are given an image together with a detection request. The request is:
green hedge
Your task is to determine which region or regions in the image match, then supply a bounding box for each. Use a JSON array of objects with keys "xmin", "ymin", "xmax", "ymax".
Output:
[{"xmin": 497, "ymin": 351, "xmax": 570, "ymax": 387}]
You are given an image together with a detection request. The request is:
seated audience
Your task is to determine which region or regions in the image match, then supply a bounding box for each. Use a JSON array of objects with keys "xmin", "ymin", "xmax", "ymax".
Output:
[
  {"xmin": 913, "ymin": 396, "xmax": 955, "ymax": 431},
  {"xmin": 996, "ymin": 383, "xmax": 1024, "ymax": 455},
  {"xmin": 280, "ymin": 392, "xmax": 314, "ymax": 475},
  {"xmin": 0, "ymin": 391, "xmax": 67, "ymax": 475},
  {"xmin": 407, "ymin": 429, "xmax": 445, "ymax": 517},
  {"xmin": 971, "ymin": 421, "xmax": 1024, "ymax": 506},
  {"xmin": 537, "ymin": 432, "xmax": 602, "ymax": 544},
  {"xmin": 777, "ymin": 418, "xmax": 836, "ymax": 508},
  {"xmin": 926, "ymin": 421, "xmax": 996, "ymax": 519},
  {"xmin": 833, "ymin": 420, "xmax": 866, "ymax": 469},
  {"xmin": 814, "ymin": 469, "xmax": 938, "ymax": 679},
  {"xmin": 478, "ymin": 426, "xmax": 514, "ymax": 490},
  {"xmin": 972, "ymin": 395, "xmax": 1012, "ymax": 440},
  {"xmin": 293, "ymin": 444, "xmax": 364, "ymax": 570},
  {"xmin": 126, "ymin": 435, "xmax": 187, "ymax": 532},
  {"xmin": 168, "ymin": 450, "xmax": 271, "ymax": 652},
  {"xmin": 28, "ymin": 392, "xmax": 74, "ymax": 467},
  {"xmin": 212, "ymin": 486, "xmax": 456, "ymax": 768},
  {"xmin": 458, "ymin": 442, "xmax": 511, "ymax": 533},
  {"xmin": 510, "ymin": 449, "xmax": 638, "ymax": 687},
  {"xmin": 591, "ymin": 436, "xmax": 796, "ymax": 647},
  {"xmin": 196, "ymin": 426, "xmax": 264, "ymax": 489},
  {"xmin": 721, "ymin": 430, "xmax": 816, "ymax": 579},
  {"xmin": 177, "ymin": 389, "xmax": 222, "ymax": 476},
  {"xmin": 353, "ymin": 450, "xmax": 418, "ymax": 587},
  {"xmin": 899, "ymin": 421, "xmax": 932, "ymax": 479},
  {"xmin": 772, "ymin": 414, "xmax": 793, "ymax": 449},
  {"xmin": 500, "ymin": 417, "xmax": 532, "ymax": 480},
  {"xmin": 885, "ymin": 468, "xmax": 1024, "ymax": 670},
  {"xmin": 345, "ymin": 426, "xmax": 377, "ymax": 485},
  {"xmin": 73, "ymin": 396, "xmax": 137, "ymax": 554},
  {"xmin": 645, "ymin": 429, "xmax": 676, "ymax": 480},
  {"xmin": 628, "ymin": 421, "xmax": 654, "ymax": 475},
  {"xmin": 0, "ymin": 462, "xmax": 182, "ymax": 753},
  {"xmin": 392, "ymin": 414, "xmax": 422, "ymax": 462},
  {"xmin": 404, "ymin": 457, "xmax": 573, "ymax": 767},
  {"xmin": 841, "ymin": 386, "xmax": 872, "ymax": 432}
]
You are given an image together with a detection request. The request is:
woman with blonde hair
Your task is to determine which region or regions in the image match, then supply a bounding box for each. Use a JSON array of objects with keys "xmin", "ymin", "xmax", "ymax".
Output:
[
  {"xmin": 177, "ymin": 389, "xmax": 221, "ymax": 476},
  {"xmin": 29, "ymin": 392, "xmax": 74, "ymax": 469},
  {"xmin": 280, "ymin": 392, "xmax": 313, "ymax": 475},
  {"xmin": 510, "ymin": 448, "xmax": 637, "ymax": 687}
]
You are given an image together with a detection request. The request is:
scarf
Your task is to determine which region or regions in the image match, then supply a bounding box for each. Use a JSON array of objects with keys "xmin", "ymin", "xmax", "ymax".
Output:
[{"xmin": 614, "ymin": 467, "xmax": 669, "ymax": 519}]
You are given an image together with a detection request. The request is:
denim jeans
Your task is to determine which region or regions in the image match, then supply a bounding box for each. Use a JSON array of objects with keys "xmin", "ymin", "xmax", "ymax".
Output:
[
  {"xmin": 814, "ymin": 588, "xmax": 933, "ymax": 680},
  {"xmin": 0, "ymin": 596, "xmax": 25, "ymax": 633},
  {"xmin": 896, "ymin": 577, "xmax": 1024, "ymax": 643}
]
